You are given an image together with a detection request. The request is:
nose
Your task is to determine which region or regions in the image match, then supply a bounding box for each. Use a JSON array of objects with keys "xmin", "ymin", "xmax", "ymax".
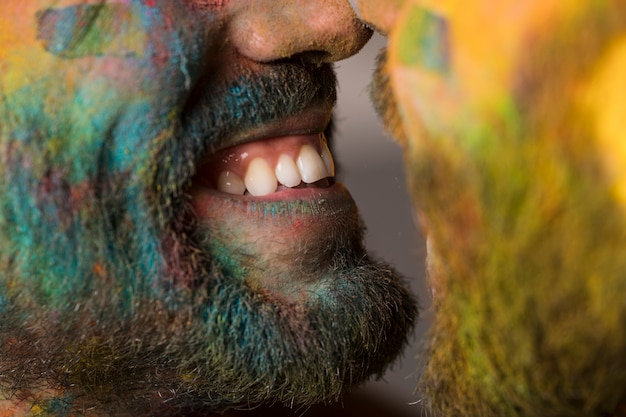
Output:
[{"xmin": 227, "ymin": 0, "xmax": 372, "ymax": 63}]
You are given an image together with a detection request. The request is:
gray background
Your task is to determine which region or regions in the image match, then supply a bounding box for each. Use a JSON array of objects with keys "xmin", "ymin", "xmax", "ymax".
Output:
[{"xmin": 334, "ymin": 33, "xmax": 432, "ymax": 414}]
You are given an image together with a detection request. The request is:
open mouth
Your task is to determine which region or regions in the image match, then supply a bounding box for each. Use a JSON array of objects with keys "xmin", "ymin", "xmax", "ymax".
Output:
[
  {"xmin": 193, "ymin": 132, "xmax": 335, "ymax": 198},
  {"xmin": 188, "ymin": 104, "xmax": 344, "ymax": 204}
]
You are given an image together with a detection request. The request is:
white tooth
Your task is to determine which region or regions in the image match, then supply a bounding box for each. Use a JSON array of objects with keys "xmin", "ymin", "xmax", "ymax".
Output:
[
  {"xmin": 297, "ymin": 144, "xmax": 328, "ymax": 184},
  {"xmin": 245, "ymin": 158, "xmax": 278, "ymax": 196},
  {"xmin": 275, "ymin": 154, "xmax": 302, "ymax": 187},
  {"xmin": 320, "ymin": 140, "xmax": 335, "ymax": 177},
  {"xmin": 217, "ymin": 170, "xmax": 246, "ymax": 195}
]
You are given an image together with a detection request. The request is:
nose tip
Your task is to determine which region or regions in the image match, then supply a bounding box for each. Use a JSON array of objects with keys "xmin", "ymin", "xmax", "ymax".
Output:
[{"xmin": 228, "ymin": 0, "xmax": 372, "ymax": 63}]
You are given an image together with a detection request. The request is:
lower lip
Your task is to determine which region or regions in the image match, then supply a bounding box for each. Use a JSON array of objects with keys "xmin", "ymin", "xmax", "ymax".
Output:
[
  {"xmin": 190, "ymin": 182, "xmax": 353, "ymax": 218},
  {"xmin": 191, "ymin": 183, "xmax": 359, "ymax": 237}
]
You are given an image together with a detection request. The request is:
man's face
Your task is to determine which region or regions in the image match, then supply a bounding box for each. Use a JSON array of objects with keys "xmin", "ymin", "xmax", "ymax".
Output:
[
  {"xmin": 0, "ymin": 1, "xmax": 417, "ymax": 415},
  {"xmin": 358, "ymin": 0, "xmax": 626, "ymax": 416}
]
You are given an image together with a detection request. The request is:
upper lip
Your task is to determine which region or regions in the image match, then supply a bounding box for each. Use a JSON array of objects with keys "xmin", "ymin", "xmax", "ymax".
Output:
[
  {"xmin": 190, "ymin": 104, "xmax": 334, "ymax": 196},
  {"xmin": 204, "ymin": 104, "xmax": 333, "ymax": 156}
]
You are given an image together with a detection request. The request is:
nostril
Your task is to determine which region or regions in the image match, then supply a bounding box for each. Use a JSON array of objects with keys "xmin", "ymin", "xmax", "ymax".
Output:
[{"xmin": 283, "ymin": 50, "xmax": 333, "ymax": 66}]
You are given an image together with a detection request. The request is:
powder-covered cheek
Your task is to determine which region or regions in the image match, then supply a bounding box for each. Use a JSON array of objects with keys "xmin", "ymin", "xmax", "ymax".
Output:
[
  {"xmin": 36, "ymin": 4, "xmax": 148, "ymax": 59},
  {"xmin": 1, "ymin": 2, "xmax": 208, "ymax": 178},
  {"xmin": 0, "ymin": 1, "xmax": 212, "ymax": 306}
]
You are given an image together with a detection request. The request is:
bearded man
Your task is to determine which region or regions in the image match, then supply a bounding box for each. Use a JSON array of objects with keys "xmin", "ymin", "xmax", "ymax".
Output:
[
  {"xmin": 0, "ymin": 1, "xmax": 417, "ymax": 415},
  {"xmin": 354, "ymin": 0, "xmax": 626, "ymax": 416}
]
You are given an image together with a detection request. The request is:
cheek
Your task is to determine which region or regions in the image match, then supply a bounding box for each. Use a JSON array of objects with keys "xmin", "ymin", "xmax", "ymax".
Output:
[
  {"xmin": 387, "ymin": 4, "xmax": 463, "ymax": 142},
  {"xmin": 8, "ymin": 1, "xmax": 210, "ymax": 103},
  {"xmin": 578, "ymin": 38, "xmax": 626, "ymax": 210},
  {"xmin": 5, "ymin": 1, "xmax": 213, "ymax": 160}
]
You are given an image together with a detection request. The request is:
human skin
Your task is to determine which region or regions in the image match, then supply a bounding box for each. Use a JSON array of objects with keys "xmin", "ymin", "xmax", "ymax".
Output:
[
  {"xmin": 0, "ymin": 1, "xmax": 417, "ymax": 416},
  {"xmin": 355, "ymin": 0, "xmax": 626, "ymax": 416}
]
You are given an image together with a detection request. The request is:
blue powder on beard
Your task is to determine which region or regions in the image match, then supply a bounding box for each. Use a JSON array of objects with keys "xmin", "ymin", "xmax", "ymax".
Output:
[{"xmin": 0, "ymin": 27, "xmax": 417, "ymax": 410}]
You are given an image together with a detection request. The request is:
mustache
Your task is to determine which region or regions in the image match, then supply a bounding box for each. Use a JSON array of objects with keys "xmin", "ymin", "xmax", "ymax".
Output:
[{"xmin": 183, "ymin": 60, "xmax": 337, "ymax": 152}]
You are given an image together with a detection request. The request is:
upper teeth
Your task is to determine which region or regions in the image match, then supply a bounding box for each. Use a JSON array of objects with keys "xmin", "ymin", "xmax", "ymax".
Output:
[{"xmin": 218, "ymin": 141, "xmax": 335, "ymax": 197}]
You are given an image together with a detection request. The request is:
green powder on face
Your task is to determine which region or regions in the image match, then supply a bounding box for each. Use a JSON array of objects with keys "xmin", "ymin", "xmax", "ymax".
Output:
[{"xmin": 37, "ymin": 4, "xmax": 147, "ymax": 59}]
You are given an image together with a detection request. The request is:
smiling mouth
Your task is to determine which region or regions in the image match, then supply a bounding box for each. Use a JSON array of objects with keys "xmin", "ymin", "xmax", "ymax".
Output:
[
  {"xmin": 194, "ymin": 132, "xmax": 335, "ymax": 197},
  {"xmin": 190, "ymin": 105, "xmax": 340, "ymax": 201}
]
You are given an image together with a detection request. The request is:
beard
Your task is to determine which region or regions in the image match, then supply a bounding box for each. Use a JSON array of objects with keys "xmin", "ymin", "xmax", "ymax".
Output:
[
  {"xmin": 0, "ymin": 58, "xmax": 417, "ymax": 415},
  {"xmin": 372, "ymin": 4, "xmax": 626, "ymax": 417},
  {"xmin": 0, "ymin": 251, "xmax": 414, "ymax": 415}
]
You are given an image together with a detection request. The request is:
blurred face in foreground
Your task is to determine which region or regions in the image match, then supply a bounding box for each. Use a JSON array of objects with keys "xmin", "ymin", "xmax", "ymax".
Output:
[
  {"xmin": 355, "ymin": 0, "xmax": 626, "ymax": 416},
  {"xmin": 0, "ymin": 1, "xmax": 418, "ymax": 415}
]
